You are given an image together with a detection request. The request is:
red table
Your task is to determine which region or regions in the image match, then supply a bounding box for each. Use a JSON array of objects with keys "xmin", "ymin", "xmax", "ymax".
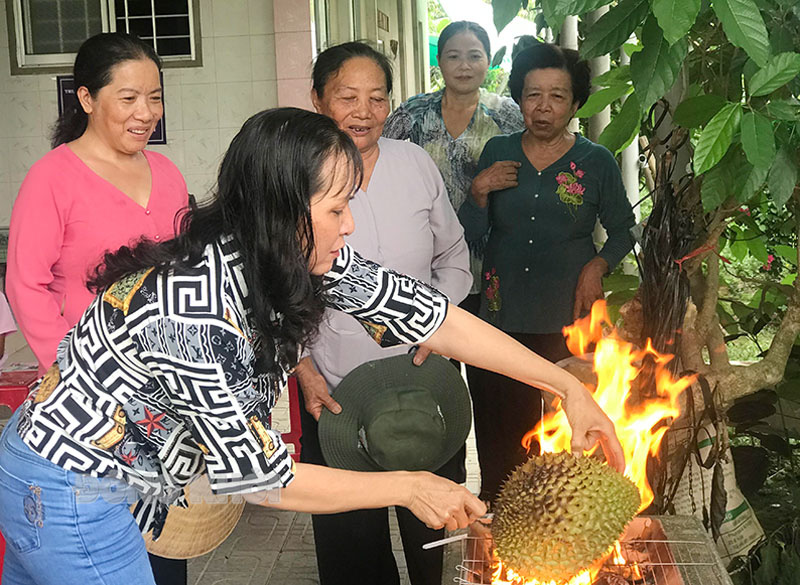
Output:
[{"xmin": 0, "ymin": 369, "xmax": 38, "ymax": 583}]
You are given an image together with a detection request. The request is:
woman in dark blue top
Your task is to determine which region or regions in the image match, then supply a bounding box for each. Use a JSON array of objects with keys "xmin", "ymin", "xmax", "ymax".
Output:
[{"xmin": 459, "ymin": 44, "xmax": 635, "ymax": 503}]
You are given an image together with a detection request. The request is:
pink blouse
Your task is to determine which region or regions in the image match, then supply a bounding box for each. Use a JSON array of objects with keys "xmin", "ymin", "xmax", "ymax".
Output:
[{"xmin": 7, "ymin": 144, "xmax": 189, "ymax": 373}]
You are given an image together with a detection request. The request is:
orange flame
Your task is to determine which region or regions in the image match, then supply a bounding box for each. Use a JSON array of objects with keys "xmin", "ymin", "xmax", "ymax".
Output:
[{"xmin": 493, "ymin": 300, "xmax": 694, "ymax": 585}]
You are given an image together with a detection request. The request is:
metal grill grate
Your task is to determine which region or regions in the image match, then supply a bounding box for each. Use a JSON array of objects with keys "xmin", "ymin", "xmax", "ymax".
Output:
[{"xmin": 445, "ymin": 517, "xmax": 733, "ymax": 585}]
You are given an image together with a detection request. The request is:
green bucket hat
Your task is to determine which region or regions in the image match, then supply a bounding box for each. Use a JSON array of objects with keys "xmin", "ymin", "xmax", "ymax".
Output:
[{"xmin": 318, "ymin": 353, "xmax": 472, "ymax": 472}]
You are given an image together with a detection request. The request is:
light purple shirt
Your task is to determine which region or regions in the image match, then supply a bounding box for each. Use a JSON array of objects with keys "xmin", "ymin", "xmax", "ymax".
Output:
[{"xmin": 309, "ymin": 137, "xmax": 470, "ymax": 390}]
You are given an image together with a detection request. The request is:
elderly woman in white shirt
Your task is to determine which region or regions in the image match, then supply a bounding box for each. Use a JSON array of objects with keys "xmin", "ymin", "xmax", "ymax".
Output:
[{"xmin": 294, "ymin": 42, "xmax": 471, "ymax": 585}]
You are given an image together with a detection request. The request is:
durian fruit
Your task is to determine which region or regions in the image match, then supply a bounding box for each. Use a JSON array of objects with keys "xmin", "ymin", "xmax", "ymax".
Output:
[{"xmin": 492, "ymin": 451, "xmax": 640, "ymax": 583}]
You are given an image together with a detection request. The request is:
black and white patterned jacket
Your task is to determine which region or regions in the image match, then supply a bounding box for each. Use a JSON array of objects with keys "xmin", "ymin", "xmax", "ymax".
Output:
[{"xmin": 17, "ymin": 237, "xmax": 448, "ymax": 538}]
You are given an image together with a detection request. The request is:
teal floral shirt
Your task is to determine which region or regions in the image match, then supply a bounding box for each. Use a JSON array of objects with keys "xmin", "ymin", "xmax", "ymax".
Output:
[
  {"xmin": 383, "ymin": 89, "xmax": 524, "ymax": 294},
  {"xmin": 458, "ymin": 133, "xmax": 635, "ymax": 334}
]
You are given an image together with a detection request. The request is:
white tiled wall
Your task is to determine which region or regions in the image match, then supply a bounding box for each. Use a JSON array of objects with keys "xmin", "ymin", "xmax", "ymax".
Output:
[{"xmin": 0, "ymin": 0, "xmax": 280, "ymax": 216}]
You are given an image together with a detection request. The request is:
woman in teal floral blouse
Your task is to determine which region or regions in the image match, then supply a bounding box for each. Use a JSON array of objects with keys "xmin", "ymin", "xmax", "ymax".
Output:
[{"xmin": 458, "ymin": 43, "xmax": 635, "ymax": 503}]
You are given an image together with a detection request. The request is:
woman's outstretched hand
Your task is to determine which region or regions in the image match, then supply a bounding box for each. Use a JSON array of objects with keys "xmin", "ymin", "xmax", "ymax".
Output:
[
  {"xmin": 561, "ymin": 381, "xmax": 625, "ymax": 473},
  {"xmin": 403, "ymin": 472, "xmax": 487, "ymax": 531}
]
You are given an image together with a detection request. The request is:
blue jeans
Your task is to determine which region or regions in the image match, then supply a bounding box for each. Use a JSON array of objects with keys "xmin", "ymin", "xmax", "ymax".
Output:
[{"xmin": 0, "ymin": 411, "xmax": 156, "ymax": 585}]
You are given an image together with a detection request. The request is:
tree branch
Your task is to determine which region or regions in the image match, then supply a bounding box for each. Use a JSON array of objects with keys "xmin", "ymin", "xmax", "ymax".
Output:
[
  {"xmin": 696, "ymin": 253, "xmax": 720, "ymax": 340},
  {"xmin": 718, "ymin": 292, "xmax": 800, "ymax": 406},
  {"xmin": 679, "ymin": 300, "xmax": 709, "ymax": 374}
]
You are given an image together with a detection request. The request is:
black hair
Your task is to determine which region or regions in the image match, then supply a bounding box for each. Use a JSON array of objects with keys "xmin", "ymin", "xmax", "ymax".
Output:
[
  {"xmin": 437, "ymin": 21, "xmax": 491, "ymax": 60},
  {"xmin": 312, "ymin": 41, "xmax": 393, "ymax": 97},
  {"xmin": 89, "ymin": 108, "xmax": 363, "ymax": 373},
  {"xmin": 51, "ymin": 33, "xmax": 162, "ymax": 148},
  {"xmin": 508, "ymin": 43, "xmax": 591, "ymax": 108}
]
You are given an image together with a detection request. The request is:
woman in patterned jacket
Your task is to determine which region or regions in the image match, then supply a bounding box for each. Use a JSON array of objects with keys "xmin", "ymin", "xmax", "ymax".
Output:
[{"xmin": 0, "ymin": 108, "xmax": 623, "ymax": 585}]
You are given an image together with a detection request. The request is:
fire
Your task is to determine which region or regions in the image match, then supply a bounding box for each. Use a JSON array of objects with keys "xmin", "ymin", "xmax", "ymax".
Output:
[{"xmin": 491, "ymin": 300, "xmax": 695, "ymax": 585}]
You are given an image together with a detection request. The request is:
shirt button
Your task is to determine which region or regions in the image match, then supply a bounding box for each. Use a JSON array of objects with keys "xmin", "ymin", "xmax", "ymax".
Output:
[
  {"xmin": 537, "ymin": 171, "xmax": 542, "ymax": 176},
  {"xmin": 524, "ymin": 267, "xmax": 530, "ymax": 272},
  {"xmin": 530, "ymin": 216, "xmax": 535, "ymax": 221},
  {"xmin": 155, "ymin": 235, "xmax": 161, "ymax": 241},
  {"xmin": 145, "ymin": 209, "xmax": 151, "ymax": 215},
  {"xmin": 534, "ymin": 193, "xmax": 539, "ymax": 199},
  {"xmin": 528, "ymin": 239, "xmax": 533, "ymax": 244}
]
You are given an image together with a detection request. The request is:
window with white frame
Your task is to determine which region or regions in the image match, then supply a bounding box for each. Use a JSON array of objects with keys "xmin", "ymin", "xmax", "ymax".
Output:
[
  {"xmin": 310, "ymin": 0, "xmax": 329, "ymax": 55},
  {"xmin": 8, "ymin": 0, "xmax": 200, "ymax": 73}
]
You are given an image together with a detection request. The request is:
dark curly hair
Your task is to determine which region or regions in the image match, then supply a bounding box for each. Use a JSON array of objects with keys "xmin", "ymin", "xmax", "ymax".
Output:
[
  {"xmin": 312, "ymin": 41, "xmax": 393, "ymax": 97},
  {"xmin": 508, "ymin": 43, "xmax": 591, "ymax": 108},
  {"xmin": 89, "ymin": 108, "xmax": 363, "ymax": 372},
  {"xmin": 52, "ymin": 32, "xmax": 161, "ymax": 148}
]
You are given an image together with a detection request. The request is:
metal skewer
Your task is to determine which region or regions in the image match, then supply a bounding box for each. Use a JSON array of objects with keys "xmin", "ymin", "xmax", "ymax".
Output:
[
  {"xmin": 422, "ymin": 514, "xmax": 494, "ymax": 550},
  {"xmin": 422, "ymin": 533, "xmax": 469, "ymax": 550}
]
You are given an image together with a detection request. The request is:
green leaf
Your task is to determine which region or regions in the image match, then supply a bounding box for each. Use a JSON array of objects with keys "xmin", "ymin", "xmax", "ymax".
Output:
[
  {"xmin": 745, "ymin": 229, "xmax": 769, "ymax": 263},
  {"xmin": 630, "ymin": 17, "xmax": 688, "ymax": 113},
  {"xmin": 736, "ymin": 162, "xmax": 769, "ymax": 202},
  {"xmin": 541, "ymin": 0, "xmax": 611, "ymax": 31},
  {"xmin": 775, "ymin": 244, "xmax": 797, "ymax": 266},
  {"xmin": 693, "ymin": 103, "xmax": 742, "ymax": 175},
  {"xmin": 491, "ymin": 46, "xmax": 507, "ymax": 68},
  {"xmin": 768, "ymin": 148, "xmax": 798, "ymax": 209},
  {"xmin": 574, "ymin": 0, "xmax": 614, "ymax": 14},
  {"xmin": 606, "ymin": 289, "xmax": 637, "ymax": 307},
  {"xmin": 701, "ymin": 147, "xmax": 746, "ymax": 211},
  {"xmin": 603, "ymin": 273, "xmax": 640, "ymax": 291},
  {"xmin": 765, "ymin": 99, "xmax": 800, "ymax": 120},
  {"xmin": 593, "ymin": 65, "xmax": 631, "ymax": 87},
  {"xmin": 597, "ymin": 94, "xmax": 641, "ymax": 154},
  {"xmin": 701, "ymin": 163, "xmax": 732, "ymax": 212},
  {"xmin": 575, "ymin": 84, "xmax": 632, "ymax": 118},
  {"xmin": 778, "ymin": 548, "xmax": 800, "ymax": 585},
  {"xmin": 493, "ymin": 0, "xmax": 523, "ymax": 34},
  {"xmin": 730, "ymin": 238, "xmax": 749, "ymax": 261},
  {"xmin": 541, "ymin": 0, "xmax": 573, "ymax": 32},
  {"xmin": 754, "ymin": 542, "xmax": 780, "ymax": 584},
  {"xmin": 742, "ymin": 57, "xmax": 761, "ymax": 88},
  {"xmin": 740, "ymin": 111, "xmax": 775, "ymax": 169},
  {"xmin": 748, "ymin": 52, "xmax": 800, "ymax": 96},
  {"xmin": 673, "ymin": 94, "xmax": 727, "ymax": 127},
  {"xmin": 623, "ymin": 42, "xmax": 642, "ymax": 57},
  {"xmin": 653, "ymin": 0, "xmax": 701, "ymax": 45},
  {"xmin": 580, "ymin": 0, "xmax": 650, "ymax": 60},
  {"xmin": 770, "ymin": 23, "xmax": 796, "ymax": 54},
  {"xmin": 712, "ymin": 0, "xmax": 770, "ymax": 67}
]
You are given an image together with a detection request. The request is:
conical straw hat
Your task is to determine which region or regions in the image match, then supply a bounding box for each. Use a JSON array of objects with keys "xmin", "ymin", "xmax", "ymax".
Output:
[{"xmin": 142, "ymin": 474, "xmax": 246, "ymax": 559}]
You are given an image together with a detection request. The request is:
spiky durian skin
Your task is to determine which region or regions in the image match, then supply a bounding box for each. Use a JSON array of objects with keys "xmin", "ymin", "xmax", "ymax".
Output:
[{"xmin": 492, "ymin": 451, "xmax": 640, "ymax": 583}]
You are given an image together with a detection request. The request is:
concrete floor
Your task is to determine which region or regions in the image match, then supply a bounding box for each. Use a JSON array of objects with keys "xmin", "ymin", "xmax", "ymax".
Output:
[{"xmin": 0, "ymin": 338, "xmax": 482, "ymax": 585}]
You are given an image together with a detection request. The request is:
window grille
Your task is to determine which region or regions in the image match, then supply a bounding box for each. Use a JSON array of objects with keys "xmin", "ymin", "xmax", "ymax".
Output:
[{"xmin": 9, "ymin": 0, "xmax": 200, "ymax": 72}]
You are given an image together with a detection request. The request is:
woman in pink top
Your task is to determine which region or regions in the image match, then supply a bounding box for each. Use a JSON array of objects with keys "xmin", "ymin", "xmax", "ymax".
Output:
[
  {"xmin": 5, "ymin": 32, "xmax": 189, "ymax": 585},
  {"xmin": 7, "ymin": 33, "xmax": 188, "ymax": 375}
]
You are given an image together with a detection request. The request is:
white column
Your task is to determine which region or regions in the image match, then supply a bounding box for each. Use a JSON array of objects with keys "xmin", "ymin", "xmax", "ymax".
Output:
[
  {"xmin": 586, "ymin": 7, "xmax": 610, "ymax": 143},
  {"xmin": 619, "ymin": 44, "xmax": 641, "ymax": 221},
  {"xmin": 561, "ymin": 16, "xmax": 579, "ymax": 133}
]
